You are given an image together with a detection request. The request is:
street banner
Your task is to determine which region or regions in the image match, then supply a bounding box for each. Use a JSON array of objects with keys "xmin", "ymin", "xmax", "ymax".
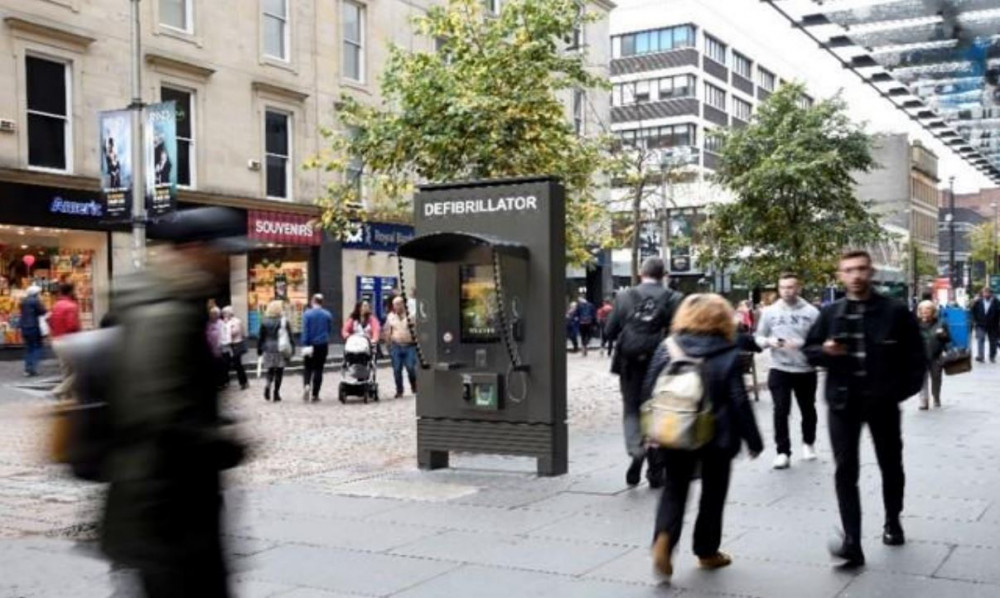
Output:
[
  {"xmin": 98, "ymin": 109, "xmax": 133, "ymax": 221},
  {"xmin": 144, "ymin": 101, "xmax": 178, "ymax": 218}
]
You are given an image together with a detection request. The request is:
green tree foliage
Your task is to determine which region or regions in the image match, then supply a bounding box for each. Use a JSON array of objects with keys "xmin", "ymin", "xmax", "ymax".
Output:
[
  {"xmin": 698, "ymin": 83, "xmax": 887, "ymax": 287},
  {"xmin": 307, "ymin": 0, "xmax": 614, "ymax": 265},
  {"xmin": 969, "ymin": 221, "xmax": 998, "ymax": 283}
]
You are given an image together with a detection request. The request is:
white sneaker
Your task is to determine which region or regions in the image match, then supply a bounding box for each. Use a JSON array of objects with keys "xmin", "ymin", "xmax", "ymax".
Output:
[
  {"xmin": 303, "ymin": 385, "xmax": 311, "ymax": 402},
  {"xmin": 802, "ymin": 444, "xmax": 818, "ymax": 461},
  {"xmin": 772, "ymin": 454, "xmax": 791, "ymax": 469}
]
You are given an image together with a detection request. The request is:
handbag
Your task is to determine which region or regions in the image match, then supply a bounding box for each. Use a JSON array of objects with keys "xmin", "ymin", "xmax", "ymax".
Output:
[
  {"xmin": 941, "ymin": 346, "xmax": 971, "ymax": 376},
  {"xmin": 301, "ymin": 346, "xmax": 314, "ymax": 358},
  {"xmin": 277, "ymin": 317, "xmax": 292, "ymax": 358}
]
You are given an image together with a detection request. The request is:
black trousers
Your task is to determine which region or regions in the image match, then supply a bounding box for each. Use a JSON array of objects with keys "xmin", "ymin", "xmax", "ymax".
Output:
[
  {"xmin": 579, "ymin": 323, "xmax": 594, "ymax": 351},
  {"xmin": 227, "ymin": 351, "xmax": 248, "ymax": 388},
  {"xmin": 654, "ymin": 449, "xmax": 732, "ymax": 557},
  {"xmin": 138, "ymin": 557, "xmax": 229, "ymax": 598},
  {"xmin": 303, "ymin": 343, "xmax": 329, "ymax": 397},
  {"xmin": 828, "ymin": 403, "xmax": 905, "ymax": 549},
  {"xmin": 768, "ymin": 370, "xmax": 818, "ymax": 455}
]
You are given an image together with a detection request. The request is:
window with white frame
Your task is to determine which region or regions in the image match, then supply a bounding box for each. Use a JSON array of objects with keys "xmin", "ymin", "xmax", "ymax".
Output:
[
  {"xmin": 160, "ymin": 0, "xmax": 192, "ymax": 32},
  {"xmin": 634, "ymin": 80, "xmax": 650, "ymax": 103},
  {"xmin": 704, "ymin": 82, "xmax": 725, "ymax": 110},
  {"xmin": 733, "ymin": 96, "xmax": 752, "ymax": 121},
  {"xmin": 569, "ymin": 2, "xmax": 584, "ymax": 49},
  {"xmin": 342, "ymin": 1, "xmax": 364, "ymax": 82},
  {"xmin": 573, "ymin": 89, "xmax": 585, "ymax": 136},
  {"xmin": 704, "ymin": 130, "xmax": 724, "ymax": 153},
  {"xmin": 345, "ymin": 126, "xmax": 363, "ymax": 201},
  {"xmin": 705, "ymin": 34, "xmax": 726, "ymax": 65},
  {"xmin": 263, "ymin": 0, "xmax": 289, "ymax": 60},
  {"xmin": 265, "ymin": 110, "xmax": 290, "ymax": 199},
  {"xmin": 758, "ymin": 67, "xmax": 776, "ymax": 91},
  {"xmin": 161, "ymin": 87, "xmax": 194, "ymax": 187},
  {"xmin": 26, "ymin": 56, "xmax": 70, "ymax": 171},
  {"xmin": 612, "ymin": 25, "xmax": 695, "ymax": 59},
  {"xmin": 733, "ymin": 52, "xmax": 752, "ymax": 79},
  {"xmin": 658, "ymin": 74, "xmax": 695, "ymax": 99},
  {"xmin": 483, "ymin": 0, "xmax": 500, "ymax": 15}
]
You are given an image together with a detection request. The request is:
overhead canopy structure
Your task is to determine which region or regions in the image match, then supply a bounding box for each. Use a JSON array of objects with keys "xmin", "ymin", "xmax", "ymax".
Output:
[{"xmin": 765, "ymin": 0, "xmax": 1000, "ymax": 185}]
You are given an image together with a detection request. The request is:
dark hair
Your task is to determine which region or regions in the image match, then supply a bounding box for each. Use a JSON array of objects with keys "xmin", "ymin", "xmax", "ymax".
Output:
[
  {"xmin": 350, "ymin": 300, "xmax": 371, "ymax": 321},
  {"xmin": 640, "ymin": 256, "xmax": 666, "ymax": 281},
  {"xmin": 778, "ymin": 272, "xmax": 799, "ymax": 282},
  {"xmin": 839, "ymin": 249, "xmax": 872, "ymax": 263},
  {"xmin": 58, "ymin": 282, "xmax": 75, "ymax": 297}
]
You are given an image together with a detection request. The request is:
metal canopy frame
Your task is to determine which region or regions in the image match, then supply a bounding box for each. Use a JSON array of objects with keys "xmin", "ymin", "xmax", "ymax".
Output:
[{"xmin": 764, "ymin": 0, "xmax": 1000, "ymax": 185}]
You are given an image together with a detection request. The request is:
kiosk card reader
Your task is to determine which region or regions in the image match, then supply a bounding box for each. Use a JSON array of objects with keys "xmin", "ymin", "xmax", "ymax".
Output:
[{"xmin": 398, "ymin": 177, "xmax": 567, "ymax": 476}]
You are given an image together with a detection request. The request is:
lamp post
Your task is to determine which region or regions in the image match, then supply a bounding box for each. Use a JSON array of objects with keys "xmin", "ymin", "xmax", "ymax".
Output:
[
  {"xmin": 948, "ymin": 176, "xmax": 956, "ymax": 300},
  {"xmin": 992, "ymin": 201, "xmax": 998, "ymax": 288}
]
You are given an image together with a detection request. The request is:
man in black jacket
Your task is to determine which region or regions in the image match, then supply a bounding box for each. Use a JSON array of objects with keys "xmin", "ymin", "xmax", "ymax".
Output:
[
  {"xmin": 970, "ymin": 286, "xmax": 999, "ymax": 363},
  {"xmin": 605, "ymin": 257, "xmax": 682, "ymax": 488},
  {"xmin": 804, "ymin": 250, "xmax": 926, "ymax": 568}
]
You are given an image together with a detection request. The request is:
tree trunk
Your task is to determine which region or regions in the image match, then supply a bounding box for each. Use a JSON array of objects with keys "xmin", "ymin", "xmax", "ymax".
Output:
[{"xmin": 631, "ymin": 180, "xmax": 645, "ymax": 286}]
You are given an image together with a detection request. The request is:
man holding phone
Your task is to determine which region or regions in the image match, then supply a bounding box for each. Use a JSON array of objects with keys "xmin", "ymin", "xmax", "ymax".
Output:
[
  {"xmin": 804, "ymin": 250, "xmax": 925, "ymax": 568},
  {"xmin": 756, "ymin": 273, "xmax": 820, "ymax": 470}
]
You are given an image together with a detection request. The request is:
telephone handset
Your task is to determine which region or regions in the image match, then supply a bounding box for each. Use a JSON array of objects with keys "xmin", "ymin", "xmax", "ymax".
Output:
[{"xmin": 492, "ymin": 248, "xmax": 529, "ymax": 403}]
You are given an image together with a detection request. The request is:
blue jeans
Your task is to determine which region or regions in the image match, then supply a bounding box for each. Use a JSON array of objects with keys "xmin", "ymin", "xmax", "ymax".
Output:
[
  {"xmin": 976, "ymin": 326, "xmax": 998, "ymax": 362},
  {"xmin": 390, "ymin": 344, "xmax": 417, "ymax": 396},
  {"xmin": 23, "ymin": 328, "xmax": 43, "ymax": 375}
]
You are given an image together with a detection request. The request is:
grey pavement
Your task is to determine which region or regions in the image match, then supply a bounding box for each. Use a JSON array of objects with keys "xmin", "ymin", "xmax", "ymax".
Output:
[{"xmin": 2, "ymin": 351, "xmax": 1000, "ymax": 597}]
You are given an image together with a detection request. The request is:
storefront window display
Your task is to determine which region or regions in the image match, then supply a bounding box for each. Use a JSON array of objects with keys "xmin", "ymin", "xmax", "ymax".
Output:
[
  {"xmin": 247, "ymin": 247, "xmax": 310, "ymax": 337},
  {"xmin": 0, "ymin": 235, "xmax": 96, "ymax": 345}
]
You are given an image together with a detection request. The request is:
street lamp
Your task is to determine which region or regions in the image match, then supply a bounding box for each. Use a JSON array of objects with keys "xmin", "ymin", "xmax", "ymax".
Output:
[
  {"xmin": 992, "ymin": 201, "xmax": 998, "ymax": 288},
  {"xmin": 948, "ymin": 176, "xmax": 956, "ymax": 300}
]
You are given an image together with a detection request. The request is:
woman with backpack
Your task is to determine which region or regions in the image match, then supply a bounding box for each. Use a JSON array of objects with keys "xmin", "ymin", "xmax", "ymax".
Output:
[
  {"xmin": 258, "ymin": 300, "xmax": 294, "ymax": 402},
  {"xmin": 640, "ymin": 293, "xmax": 763, "ymax": 579}
]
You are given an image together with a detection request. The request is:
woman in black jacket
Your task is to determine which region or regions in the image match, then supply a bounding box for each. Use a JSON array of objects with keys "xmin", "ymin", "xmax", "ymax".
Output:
[
  {"xmin": 916, "ymin": 300, "xmax": 950, "ymax": 410},
  {"xmin": 641, "ymin": 294, "xmax": 764, "ymax": 579}
]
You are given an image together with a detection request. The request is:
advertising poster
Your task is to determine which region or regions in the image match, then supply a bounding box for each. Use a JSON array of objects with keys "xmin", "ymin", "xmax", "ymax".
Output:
[
  {"xmin": 668, "ymin": 208, "xmax": 702, "ymax": 273},
  {"xmin": 99, "ymin": 109, "xmax": 133, "ymax": 221},
  {"xmin": 144, "ymin": 101, "xmax": 178, "ymax": 218}
]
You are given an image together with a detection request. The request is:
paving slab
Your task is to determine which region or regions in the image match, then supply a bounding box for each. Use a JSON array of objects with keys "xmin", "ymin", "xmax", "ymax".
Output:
[
  {"xmin": 933, "ymin": 545, "xmax": 1000, "ymax": 585},
  {"xmin": 836, "ymin": 570, "xmax": 1000, "ymax": 598},
  {"xmin": 234, "ymin": 512, "xmax": 442, "ymax": 553},
  {"xmin": 366, "ymin": 502, "xmax": 568, "ymax": 535}
]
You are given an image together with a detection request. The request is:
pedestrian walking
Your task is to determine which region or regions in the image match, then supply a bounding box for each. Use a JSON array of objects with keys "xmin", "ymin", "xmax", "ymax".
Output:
[
  {"xmin": 804, "ymin": 250, "xmax": 926, "ymax": 568},
  {"xmin": 755, "ymin": 272, "xmax": 820, "ymax": 469},
  {"xmin": 565, "ymin": 300, "xmax": 580, "ymax": 352},
  {"xmin": 383, "ymin": 296, "xmax": 418, "ymax": 398},
  {"xmin": 644, "ymin": 294, "xmax": 764, "ymax": 579},
  {"xmin": 101, "ymin": 207, "xmax": 246, "ymax": 597},
  {"xmin": 597, "ymin": 297, "xmax": 613, "ymax": 355},
  {"xmin": 970, "ymin": 286, "xmax": 999, "ymax": 363},
  {"xmin": 208, "ymin": 306, "xmax": 228, "ymax": 389},
  {"xmin": 258, "ymin": 300, "xmax": 294, "ymax": 402},
  {"xmin": 917, "ymin": 300, "xmax": 950, "ymax": 410},
  {"xmin": 20, "ymin": 285, "xmax": 47, "ymax": 377},
  {"xmin": 605, "ymin": 257, "xmax": 682, "ymax": 488},
  {"xmin": 574, "ymin": 291, "xmax": 597, "ymax": 356},
  {"xmin": 342, "ymin": 300, "xmax": 381, "ymax": 342},
  {"xmin": 221, "ymin": 306, "xmax": 249, "ymax": 391},
  {"xmin": 301, "ymin": 294, "xmax": 333, "ymax": 402},
  {"xmin": 49, "ymin": 282, "xmax": 81, "ymax": 339}
]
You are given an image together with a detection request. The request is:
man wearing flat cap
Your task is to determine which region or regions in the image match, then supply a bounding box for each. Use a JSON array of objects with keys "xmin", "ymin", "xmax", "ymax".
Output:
[{"xmin": 100, "ymin": 208, "xmax": 246, "ymax": 598}]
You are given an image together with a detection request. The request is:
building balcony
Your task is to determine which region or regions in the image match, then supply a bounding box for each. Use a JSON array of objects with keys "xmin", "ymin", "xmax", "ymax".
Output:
[{"xmin": 611, "ymin": 98, "xmax": 699, "ymax": 124}]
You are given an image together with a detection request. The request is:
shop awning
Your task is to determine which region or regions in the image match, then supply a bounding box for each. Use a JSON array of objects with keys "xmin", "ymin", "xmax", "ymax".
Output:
[
  {"xmin": 764, "ymin": 0, "xmax": 1000, "ymax": 185},
  {"xmin": 398, "ymin": 231, "xmax": 528, "ymax": 262}
]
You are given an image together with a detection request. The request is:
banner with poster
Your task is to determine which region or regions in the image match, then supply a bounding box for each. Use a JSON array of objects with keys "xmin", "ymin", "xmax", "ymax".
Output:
[
  {"xmin": 144, "ymin": 101, "xmax": 178, "ymax": 218},
  {"xmin": 98, "ymin": 109, "xmax": 133, "ymax": 221},
  {"xmin": 667, "ymin": 208, "xmax": 705, "ymax": 274}
]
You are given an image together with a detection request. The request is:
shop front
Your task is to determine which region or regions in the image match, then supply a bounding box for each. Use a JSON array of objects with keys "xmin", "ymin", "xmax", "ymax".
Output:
[
  {"xmin": 342, "ymin": 221, "xmax": 415, "ymax": 323},
  {"xmin": 246, "ymin": 209, "xmax": 322, "ymax": 337},
  {"xmin": 0, "ymin": 181, "xmax": 116, "ymax": 347}
]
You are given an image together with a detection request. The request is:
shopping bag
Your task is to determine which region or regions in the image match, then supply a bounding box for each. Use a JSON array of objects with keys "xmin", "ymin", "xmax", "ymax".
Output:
[
  {"xmin": 942, "ymin": 348, "xmax": 971, "ymax": 376},
  {"xmin": 256, "ymin": 356, "xmax": 263, "ymax": 379}
]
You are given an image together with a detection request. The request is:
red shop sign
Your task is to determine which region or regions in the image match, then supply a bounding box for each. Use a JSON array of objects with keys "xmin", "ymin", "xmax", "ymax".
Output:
[{"xmin": 248, "ymin": 210, "xmax": 321, "ymax": 246}]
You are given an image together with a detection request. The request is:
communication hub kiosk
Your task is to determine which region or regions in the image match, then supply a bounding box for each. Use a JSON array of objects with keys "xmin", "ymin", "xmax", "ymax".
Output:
[{"xmin": 398, "ymin": 177, "xmax": 567, "ymax": 476}]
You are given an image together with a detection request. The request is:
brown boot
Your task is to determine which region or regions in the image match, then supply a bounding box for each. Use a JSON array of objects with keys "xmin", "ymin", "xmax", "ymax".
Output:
[
  {"xmin": 652, "ymin": 532, "xmax": 673, "ymax": 578},
  {"xmin": 698, "ymin": 552, "xmax": 733, "ymax": 570}
]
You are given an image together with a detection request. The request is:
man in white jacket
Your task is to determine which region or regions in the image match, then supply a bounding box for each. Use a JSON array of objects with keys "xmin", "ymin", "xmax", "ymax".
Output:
[{"xmin": 756, "ymin": 272, "xmax": 821, "ymax": 469}]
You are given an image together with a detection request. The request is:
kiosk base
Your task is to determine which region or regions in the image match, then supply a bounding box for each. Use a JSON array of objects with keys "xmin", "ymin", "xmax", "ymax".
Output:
[{"xmin": 417, "ymin": 418, "xmax": 568, "ymax": 477}]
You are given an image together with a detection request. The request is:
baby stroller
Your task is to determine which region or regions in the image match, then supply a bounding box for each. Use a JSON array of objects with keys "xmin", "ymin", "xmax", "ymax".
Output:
[{"xmin": 339, "ymin": 333, "xmax": 379, "ymax": 403}]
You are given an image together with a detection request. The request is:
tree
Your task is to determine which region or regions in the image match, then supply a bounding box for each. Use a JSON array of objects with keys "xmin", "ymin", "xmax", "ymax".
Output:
[
  {"xmin": 307, "ymin": 0, "xmax": 614, "ymax": 266},
  {"xmin": 698, "ymin": 83, "xmax": 887, "ymax": 288},
  {"xmin": 969, "ymin": 221, "xmax": 998, "ymax": 285},
  {"xmin": 609, "ymin": 145, "xmax": 692, "ymax": 284}
]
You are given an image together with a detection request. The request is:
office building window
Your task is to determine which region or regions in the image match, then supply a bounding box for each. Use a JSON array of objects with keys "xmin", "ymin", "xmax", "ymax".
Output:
[
  {"xmin": 704, "ymin": 82, "xmax": 726, "ymax": 110},
  {"xmin": 705, "ymin": 130, "xmax": 724, "ymax": 153},
  {"xmin": 658, "ymin": 74, "xmax": 695, "ymax": 99},
  {"xmin": 733, "ymin": 97, "xmax": 752, "ymax": 121},
  {"xmin": 573, "ymin": 89, "xmax": 585, "ymax": 135},
  {"xmin": 705, "ymin": 35, "xmax": 726, "ymax": 65},
  {"xmin": 265, "ymin": 110, "xmax": 290, "ymax": 199},
  {"xmin": 634, "ymin": 80, "xmax": 650, "ymax": 103},
  {"xmin": 345, "ymin": 126, "xmax": 363, "ymax": 200},
  {"xmin": 263, "ymin": 0, "xmax": 289, "ymax": 60},
  {"xmin": 160, "ymin": 87, "xmax": 194, "ymax": 187},
  {"xmin": 613, "ymin": 24, "xmax": 695, "ymax": 58},
  {"xmin": 26, "ymin": 56, "xmax": 70, "ymax": 171},
  {"xmin": 617, "ymin": 124, "xmax": 695, "ymax": 149},
  {"xmin": 733, "ymin": 52, "xmax": 752, "ymax": 79},
  {"xmin": 160, "ymin": 0, "xmax": 192, "ymax": 32},
  {"xmin": 342, "ymin": 1, "xmax": 364, "ymax": 82},
  {"xmin": 483, "ymin": 0, "xmax": 500, "ymax": 14},
  {"xmin": 758, "ymin": 67, "xmax": 776, "ymax": 91}
]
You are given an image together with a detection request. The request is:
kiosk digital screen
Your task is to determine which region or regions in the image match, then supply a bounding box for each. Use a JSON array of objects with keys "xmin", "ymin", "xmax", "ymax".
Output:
[{"xmin": 460, "ymin": 264, "xmax": 499, "ymax": 342}]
